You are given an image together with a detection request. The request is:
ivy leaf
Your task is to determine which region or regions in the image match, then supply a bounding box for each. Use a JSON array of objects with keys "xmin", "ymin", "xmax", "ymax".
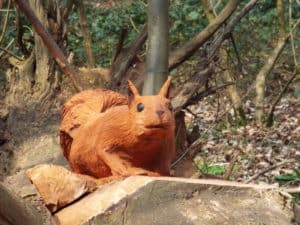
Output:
[{"xmin": 187, "ymin": 11, "xmax": 199, "ymax": 21}]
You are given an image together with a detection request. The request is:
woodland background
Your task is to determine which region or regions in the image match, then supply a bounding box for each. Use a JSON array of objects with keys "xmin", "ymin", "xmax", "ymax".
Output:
[{"xmin": 0, "ymin": 0, "xmax": 299, "ymax": 204}]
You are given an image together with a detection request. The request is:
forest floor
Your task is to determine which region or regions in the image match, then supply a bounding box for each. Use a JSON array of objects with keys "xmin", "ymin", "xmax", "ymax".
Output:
[{"xmin": 173, "ymin": 91, "xmax": 299, "ymax": 191}]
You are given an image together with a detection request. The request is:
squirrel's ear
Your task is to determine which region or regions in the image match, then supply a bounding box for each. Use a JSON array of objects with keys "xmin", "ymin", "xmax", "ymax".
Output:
[
  {"xmin": 127, "ymin": 80, "xmax": 140, "ymax": 104},
  {"xmin": 159, "ymin": 76, "xmax": 172, "ymax": 98}
]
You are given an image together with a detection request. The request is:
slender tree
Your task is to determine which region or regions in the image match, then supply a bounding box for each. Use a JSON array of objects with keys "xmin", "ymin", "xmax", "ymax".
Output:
[
  {"xmin": 255, "ymin": 0, "xmax": 287, "ymax": 125},
  {"xmin": 143, "ymin": 0, "xmax": 169, "ymax": 95}
]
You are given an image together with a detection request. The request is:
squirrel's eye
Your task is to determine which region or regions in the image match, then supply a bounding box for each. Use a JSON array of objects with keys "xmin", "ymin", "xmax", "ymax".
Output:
[
  {"xmin": 168, "ymin": 103, "xmax": 173, "ymax": 111},
  {"xmin": 137, "ymin": 103, "xmax": 144, "ymax": 112}
]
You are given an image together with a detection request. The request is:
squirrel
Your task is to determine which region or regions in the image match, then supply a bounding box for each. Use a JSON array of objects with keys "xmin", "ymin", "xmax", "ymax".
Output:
[{"xmin": 60, "ymin": 77, "xmax": 175, "ymax": 180}]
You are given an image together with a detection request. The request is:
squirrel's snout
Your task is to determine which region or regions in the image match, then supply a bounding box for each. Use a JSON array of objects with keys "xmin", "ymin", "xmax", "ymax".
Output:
[{"xmin": 156, "ymin": 110, "xmax": 165, "ymax": 117}]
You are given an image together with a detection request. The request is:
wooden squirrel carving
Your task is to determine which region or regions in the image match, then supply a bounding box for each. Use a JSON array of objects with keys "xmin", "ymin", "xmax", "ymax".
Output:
[{"xmin": 60, "ymin": 77, "xmax": 175, "ymax": 179}]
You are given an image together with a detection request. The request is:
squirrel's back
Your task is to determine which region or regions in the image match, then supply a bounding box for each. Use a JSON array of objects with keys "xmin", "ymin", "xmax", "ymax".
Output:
[{"xmin": 60, "ymin": 89, "xmax": 127, "ymax": 159}]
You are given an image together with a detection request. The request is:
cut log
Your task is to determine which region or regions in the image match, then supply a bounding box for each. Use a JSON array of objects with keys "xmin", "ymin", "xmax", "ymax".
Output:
[
  {"xmin": 55, "ymin": 176, "xmax": 295, "ymax": 225},
  {"xmin": 0, "ymin": 176, "xmax": 52, "ymax": 225},
  {"xmin": 26, "ymin": 164, "xmax": 97, "ymax": 212},
  {"xmin": 2, "ymin": 166, "xmax": 297, "ymax": 225}
]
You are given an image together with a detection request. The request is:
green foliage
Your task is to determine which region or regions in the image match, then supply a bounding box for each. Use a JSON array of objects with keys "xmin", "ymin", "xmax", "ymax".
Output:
[
  {"xmin": 66, "ymin": 0, "xmax": 207, "ymax": 66},
  {"xmin": 67, "ymin": 1, "xmax": 147, "ymax": 67},
  {"xmin": 274, "ymin": 169, "xmax": 300, "ymax": 186},
  {"xmin": 274, "ymin": 170, "xmax": 300, "ymax": 204},
  {"xmin": 195, "ymin": 161, "xmax": 226, "ymax": 176}
]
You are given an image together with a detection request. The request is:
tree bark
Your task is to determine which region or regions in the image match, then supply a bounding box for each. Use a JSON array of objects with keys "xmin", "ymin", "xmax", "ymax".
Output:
[
  {"xmin": 255, "ymin": 37, "xmax": 289, "ymax": 125},
  {"xmin": 14, "ymin": 0, "xmax": 84, "ymax": 92},
  {"xmin": 255, "ymin": 0, "xmax": 290, "ymax": 125},
  {"xmin": 109, "ymin": 26, "xmax": 147, "ymax": 89},
  {"xmin": 143, "ymin": 0, "xmax": 169, "ymax": 95},
  {"xmin": 74, "ymin": 0, "xmax": 95, "ymax": 68}
]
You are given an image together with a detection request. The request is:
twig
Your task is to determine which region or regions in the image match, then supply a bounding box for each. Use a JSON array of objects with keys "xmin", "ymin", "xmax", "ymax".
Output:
[
  {"xmin": 266, "ymin": 71, "xmax": 298, "ymax": 127},
  {"xmin": 229, "ymin": 34, "xmax": 242, "ymax": 70},
  {"xmin": 112, "ymin": 26, "xmax": 128, "ymax": 63},
  {"xmin": 223, "ymin": 152, "xmax": 238, "ymax": 180},
  {"xmin": 245, "ymin": 159, "xmax": 295, "ymax": 184},
  {"xmin": 0, "ymin": 0, "xmax": 11, "ymax": 45},
  {"xmin": 63, "ymin": 0, "xmax": 74, "ymax": 21},
  {"xmin": 129, "ymin": 17, "xmax": 139, "ymax": 33},
  {"xmin": 171, "ymin": 80, "xmax": 256, "ymax": 168},
  {"xmin": 0, "ymin": 44, "xmax": 23, "ymax": 61},
  {"xmin": 15, "ymin": 6, "xmax": 30, "ymax": 56},
  {"xmin": 187, "ymin": 82, "xmax": 234, "ymax": 106},
  {"xmin": 0, "ymin": 38, "xmax": 14, "ymax": 58},
  {"xmin": 209, "ymin": 0, "xmax": 259, "ymax": 60}
]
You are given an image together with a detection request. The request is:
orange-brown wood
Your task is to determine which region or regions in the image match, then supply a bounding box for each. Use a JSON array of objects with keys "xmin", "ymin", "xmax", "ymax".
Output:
[{"xmin": 60, "ymin": 77, "xmax": 175, "ymax": 181}]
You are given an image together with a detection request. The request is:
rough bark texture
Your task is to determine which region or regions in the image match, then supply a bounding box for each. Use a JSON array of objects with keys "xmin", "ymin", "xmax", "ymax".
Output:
[
  {"xmin": 110, "ymin": 26, "xmax": 147, "ymax": 90},
  {"xmin": 254, "ymin": 36, "xmax": 288, "ymax": 125},
  {"xmin": 75, "ymin": 0, "xmax": 95, "ymax": 68},
  {"xmin": 1, "ymin": 0, "xmax": 67, "ymax": 179}
]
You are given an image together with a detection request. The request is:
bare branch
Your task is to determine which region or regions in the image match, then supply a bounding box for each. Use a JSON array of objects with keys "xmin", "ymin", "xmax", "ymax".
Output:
[
  {"xmin": 168, "ymin": 0, "xmax": 240, "ymax": 71},
  {"xmin": 0, "ymin": 0, "xmax": 12, "ymax": 45},
  {"xmin": 0, "ymin": 42, "xmax": 23, "ymax": 61},
  {"xmin": 110, "ymin": 25, "xmax": 147, "ymax": 89},
  {"xmin": 246, "ymin": 160, "xmax": 295, "ymax": 184},
  {"xmin": 14, "ymin": 0, "xmax": 84, "ymax": 92},
  {"xmin": 112, "ymin": 26, "xmax": 128, "ymax": 63},
  {"xmin": 209, "ymin": 0, "xmax": 259, "ymax": 60}
]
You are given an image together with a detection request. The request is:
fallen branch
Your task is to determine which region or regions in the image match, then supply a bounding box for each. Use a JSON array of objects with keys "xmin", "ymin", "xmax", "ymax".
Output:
[
  {"xmin": 245, "ymin": 160, "xmax": 295, "ymax": 184},
  {"xmin": 14, "ymin": 0, "xmax": 84, "ymax": 92}
]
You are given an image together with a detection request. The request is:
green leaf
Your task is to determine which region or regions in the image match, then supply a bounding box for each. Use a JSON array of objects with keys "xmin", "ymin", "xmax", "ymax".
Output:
[{"xmin": 187, "ymin": 11, "xmax": 199, "ymax": 21}]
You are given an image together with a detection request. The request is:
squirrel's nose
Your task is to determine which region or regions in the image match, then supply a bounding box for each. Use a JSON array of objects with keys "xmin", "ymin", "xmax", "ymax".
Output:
[{"xmin": 156, "ymin": 110, "xmax": 164, "ymax": 117}]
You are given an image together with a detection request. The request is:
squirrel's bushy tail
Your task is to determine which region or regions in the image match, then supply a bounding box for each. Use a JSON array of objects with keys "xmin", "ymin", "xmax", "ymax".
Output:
[{"xmin": 60, "ymin": 89, "xmax": 127, "ymax": 159}]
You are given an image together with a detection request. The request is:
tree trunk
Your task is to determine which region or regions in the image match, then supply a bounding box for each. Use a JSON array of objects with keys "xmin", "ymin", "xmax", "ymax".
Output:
[
  {"xmin": 74, "ymin": 0, "xmax": 95, "ymax": 68},
  {"xmin": 2, "ymin": 0, "xmax": 66, "ymax": 177},
  {"xmin": 255, "ymin": 0, "xmax": 287, "ymax": 125},
  {"xmin": 6, "ymin": 0, "xmax": 63, "ymax": 108},
  {"xmin": 143, "ymin": 0, "xmax": 169, "ymax": 95},
  {"xmin": 254, "ymin": 36, "xmax": 288, "ymax": 125}
]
